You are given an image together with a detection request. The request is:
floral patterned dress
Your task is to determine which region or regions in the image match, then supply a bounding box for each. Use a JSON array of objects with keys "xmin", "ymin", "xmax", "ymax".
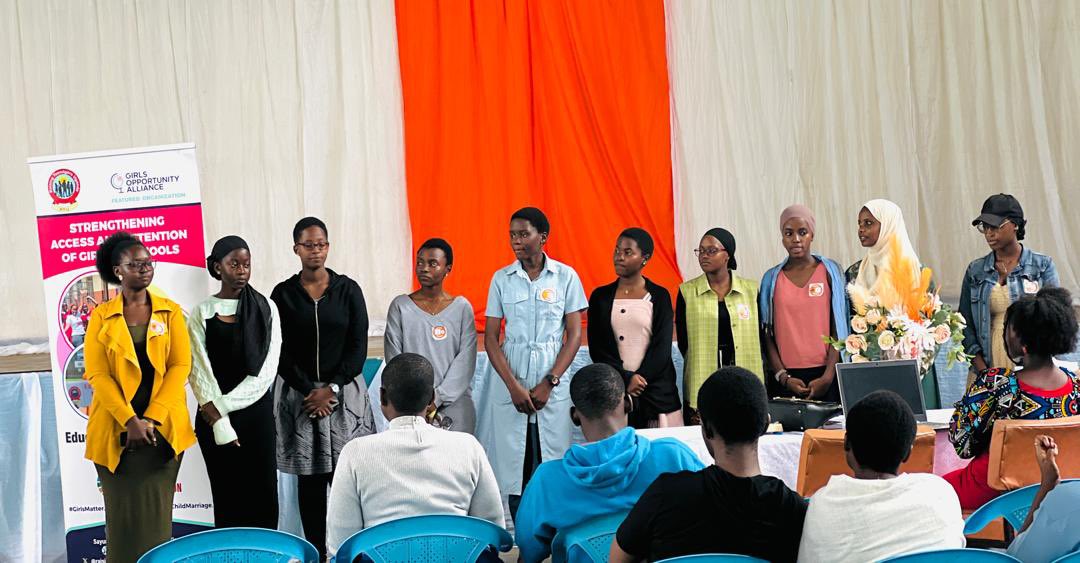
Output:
[{"xmin": 945, "ymin": 366, "xmax": 1080, "ymax": 509}]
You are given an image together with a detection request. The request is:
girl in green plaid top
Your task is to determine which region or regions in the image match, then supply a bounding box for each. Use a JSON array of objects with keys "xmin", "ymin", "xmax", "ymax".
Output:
[{"xmin": 676, "ymin": 228, "xmax": 765, "ymax": 425}]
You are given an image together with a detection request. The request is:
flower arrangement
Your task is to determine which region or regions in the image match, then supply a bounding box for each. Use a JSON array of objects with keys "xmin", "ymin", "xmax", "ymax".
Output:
[{"xmin": 826, "ymin": 236, "xmax": 968, "ymax": 375}]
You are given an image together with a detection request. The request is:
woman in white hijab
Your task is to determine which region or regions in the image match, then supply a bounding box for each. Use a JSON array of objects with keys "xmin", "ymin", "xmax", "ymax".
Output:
[
  {"xmin": 844, "ymin": 199, "xmax": 941, "ymax": 407},
  {"xmin": 846, "ymin": 199, "xmax": 922, "ymax": 291}
]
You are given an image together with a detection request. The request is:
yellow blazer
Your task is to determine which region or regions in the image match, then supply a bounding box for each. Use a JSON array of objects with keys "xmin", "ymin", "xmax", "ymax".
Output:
[{"xmin": 83, "ymin": 293, "xmax": 196, "ymax": 472}]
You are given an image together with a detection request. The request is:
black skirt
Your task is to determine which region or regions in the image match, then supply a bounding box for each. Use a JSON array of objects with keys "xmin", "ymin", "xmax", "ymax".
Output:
[{"xmin": 195, "ymin": 316, "xmax": 278, "ymax": 529}]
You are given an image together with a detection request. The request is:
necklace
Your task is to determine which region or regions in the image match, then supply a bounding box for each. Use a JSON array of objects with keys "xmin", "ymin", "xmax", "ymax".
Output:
[{"xmin": 620, "ymin": 279, "xmax": 645, "ymax": 296}]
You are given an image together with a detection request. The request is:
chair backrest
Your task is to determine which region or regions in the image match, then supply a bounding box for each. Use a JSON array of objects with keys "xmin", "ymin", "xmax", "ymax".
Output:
[
  {"xmin": 137, "ymin": 527, "xmax": 319, "ymax": 563},
  {"xmin": 987, "ymin": 417, "xmax": 1080, "ymax": 491},
  {"xmin": 550, "ymin": 511, "xmax": 628, "ymax": 563},
  {"xmin": 962, "ymin": 482, "xmax": 1040, "ymax": 535},
  {"xmin": 796, "ymin": 425, "xmax": 935, "ymax": 497},
  {"xmin": 654, "ymin": 555, "xmax": 769, "ymax": 562},
  {"xmin": 1052, "ymin": 549, "xmax": 1080, "ymax": 563},
  {"xmin": 878, "ymin": 548, "xmax": 1021, "ymax": 562},
  {"xmin": 331, "ymin": 515, "xmax": 513, "ymax": 563}
]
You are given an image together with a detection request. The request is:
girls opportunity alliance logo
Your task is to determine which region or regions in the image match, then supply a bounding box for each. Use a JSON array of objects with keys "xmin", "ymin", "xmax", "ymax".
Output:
[{"xmin": 47, "ymin": 168, "xmax": 81, "ymax": 211}]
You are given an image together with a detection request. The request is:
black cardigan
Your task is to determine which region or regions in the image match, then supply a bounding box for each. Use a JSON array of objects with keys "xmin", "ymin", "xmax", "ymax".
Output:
[
  {"xmin": 271, "ymin": 269, "xmax": 369, "ymax": 395},
  {"xmin": 587, "ymin": 278, "xmax": 681, "ymax": 425}
]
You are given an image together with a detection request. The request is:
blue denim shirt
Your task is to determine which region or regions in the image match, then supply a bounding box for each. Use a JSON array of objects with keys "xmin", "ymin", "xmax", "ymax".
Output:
[{"xmin": 958, "ymin": 247, "xmax": 1059, "ymax": 364}]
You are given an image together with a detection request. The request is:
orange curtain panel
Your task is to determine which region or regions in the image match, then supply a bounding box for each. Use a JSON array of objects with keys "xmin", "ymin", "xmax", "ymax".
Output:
[{"xmin": 395, "ymin": 0, "xmax": 680, "ymax": 329}]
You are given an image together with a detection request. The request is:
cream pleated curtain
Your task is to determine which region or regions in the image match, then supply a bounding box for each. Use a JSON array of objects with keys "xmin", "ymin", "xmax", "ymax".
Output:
[
  {"xmin": 0, "ymin": 0, "xmax": 411, "ymax": 343},
  {"xmin": 667, "ymin": 0, "xmax": 1079, "ymax": 297}
]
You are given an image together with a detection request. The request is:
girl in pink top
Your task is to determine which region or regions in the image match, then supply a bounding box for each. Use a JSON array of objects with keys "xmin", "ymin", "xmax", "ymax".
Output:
[
  {"xmin": 759, "ymin": 205, "xmax": 849, "ymax": 402},
  {"xmin": 588, "ymin": 228, "xmax": 682, "ymax": 428}
]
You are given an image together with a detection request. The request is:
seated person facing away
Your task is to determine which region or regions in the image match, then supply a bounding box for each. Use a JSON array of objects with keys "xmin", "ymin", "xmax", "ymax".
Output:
[
  {"xmin": 325, "ymin": 353, "xmax": 504, "ymax": 557},
  {"xmin": 610, "ymin": 367, "xmax": 808, "ymax": 563},
  {"xmin": 1008, "ymin": 435, "xmax": 1080, "ymax": 563},
  {"xmin": 946, "ymin": 287, "xmax": 1080, "ymax": 510},
  {"xmin": 515, "ymin": 364, "xmax": 704, "ymax": 563},
  {"xmin": 798, "ymin": 391, "xmax": 965, "ymax": 563}
]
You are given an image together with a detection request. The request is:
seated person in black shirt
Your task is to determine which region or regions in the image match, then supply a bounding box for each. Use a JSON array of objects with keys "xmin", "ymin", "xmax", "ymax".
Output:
[{"xmin": 609, "ymin": 366, "xmax": 808, "ymax": 563}]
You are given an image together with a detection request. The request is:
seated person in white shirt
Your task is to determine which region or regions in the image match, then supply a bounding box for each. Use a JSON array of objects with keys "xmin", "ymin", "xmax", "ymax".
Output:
[
  {"xmin": 1008, "ymin": 435, "xmax": 1080, "ymax": 563},
  {"xmin": 798, "ymin": 390, "xmax": 965, "ymax": 563},
  {"xmin": 325, "ymin": 353, "xmax": 504, "ymax": 557}
]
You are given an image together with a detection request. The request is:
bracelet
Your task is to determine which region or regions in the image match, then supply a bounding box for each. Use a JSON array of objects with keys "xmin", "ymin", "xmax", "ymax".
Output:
[{"xmin": 774, "ymin": 369, "xmax": 789, "ymax": 383}]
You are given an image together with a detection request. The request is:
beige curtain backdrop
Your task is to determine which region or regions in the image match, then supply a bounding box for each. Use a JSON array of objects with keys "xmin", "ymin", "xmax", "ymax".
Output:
[
  {"xmin": 0, "ymin": 0, "xmax": 411, "ymax": 343},
  {"xmin": 667, "ymin": 0, "xmax": 1079, "ymax": 298}
]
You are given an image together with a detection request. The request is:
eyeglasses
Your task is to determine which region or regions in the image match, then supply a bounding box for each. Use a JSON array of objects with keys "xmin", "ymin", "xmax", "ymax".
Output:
[
  {"xmin": 120, "ymin": 259, "xmax": 156, "ymax": 272},
  {"xmin": 976, "ymin": 220, "xmax": 1011, "ymax": 234},
  {"xmin": 296, "ymin": 242, "xmax": 329, "ymax": 251},
  {"xmin": 694, "ymin": 247, "xmax": 726, "ymax": 257}
]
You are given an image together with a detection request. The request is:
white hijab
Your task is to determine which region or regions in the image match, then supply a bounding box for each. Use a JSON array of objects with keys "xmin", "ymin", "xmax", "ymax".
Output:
[{"xmin": 853, "ymin": 199, "xmax": 921, "ymax": 291}]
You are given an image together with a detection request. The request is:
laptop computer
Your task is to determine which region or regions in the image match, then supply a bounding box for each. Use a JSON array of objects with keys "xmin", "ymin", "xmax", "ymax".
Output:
[{"xmin": 836, "ymin": 359, "xmax": 928, "ymax": 423}]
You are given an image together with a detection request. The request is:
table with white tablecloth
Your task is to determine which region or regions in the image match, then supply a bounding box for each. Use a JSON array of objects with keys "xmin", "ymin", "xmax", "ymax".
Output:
[
  {"xmin": 638, "ymin": 426, "xmax": 805, "ymax": 490},
  {"xmin": 639, "ymin": 415, "xmax": 970, "ymax": 493}
]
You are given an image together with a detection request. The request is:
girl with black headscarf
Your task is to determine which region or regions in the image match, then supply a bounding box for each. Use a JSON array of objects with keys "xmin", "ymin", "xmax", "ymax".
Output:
[
  {"xmin": 188, "ymin": 235, "xmax": 281, "ymax": 529},
  {"xmin": 676, "ymin": 227, "xmax": 765, "ymax": 425}
]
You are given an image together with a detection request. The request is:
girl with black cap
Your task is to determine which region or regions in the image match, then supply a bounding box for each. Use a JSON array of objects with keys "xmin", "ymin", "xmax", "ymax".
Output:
[
  {"xmin": 676, "ymin": 228, "xmax": 764, "ymax": 425},
  {"xmin": 959, "ymin": 194, "xmax": 1059, "ymax": 373},
  {"xmin": 188, "ymin": 235, "xmax": 281, "ymax": 529},
  {"xmin": 588, "ymin": 227, "xmax": 682, "ymax": 428}
]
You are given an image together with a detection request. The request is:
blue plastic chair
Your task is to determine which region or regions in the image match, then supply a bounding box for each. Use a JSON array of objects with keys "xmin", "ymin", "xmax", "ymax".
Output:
[
  {"xmin": 137, "ymin": 527, "xmax": 320, "ymax": 562},
  {"xmin": 1052, "ymin": 549, "xmax": 1080, "ymax": 563},
  {"xmin": 878, "ymin": 548, "xmax": 1020, "ymax": 562},
  {"xmin": 331, "ymin": 515, "xmax": 512, "ymax": 563},
  {"xmin": 655, "ymin": 555, "xmax": 769, "ymax": 562},
  {"xmin": 963, "ymin": 479, "xmax": 1080, "ymax": 538},
  {"xmin": 550, "ymin": 511, "xmax": 628, "ymax": 563}
]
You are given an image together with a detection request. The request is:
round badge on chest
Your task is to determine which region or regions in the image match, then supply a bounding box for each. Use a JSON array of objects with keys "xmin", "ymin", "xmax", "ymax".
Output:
[{"xmin": 432, "ymin": 324, "xmax": 448, "ymax": 341}]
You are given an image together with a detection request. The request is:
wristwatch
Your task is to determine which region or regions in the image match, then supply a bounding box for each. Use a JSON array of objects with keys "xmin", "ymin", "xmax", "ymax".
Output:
[
  {"xmin": 329, "ymin": 383, "xmax": 341, "ymax": 394},
  {"xmin": 546, "ymin": 373, "xmax": 562, "ymax": 386}
]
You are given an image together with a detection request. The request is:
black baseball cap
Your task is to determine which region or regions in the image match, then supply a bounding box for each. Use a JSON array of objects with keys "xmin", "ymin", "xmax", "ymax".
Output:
[{"xmin": 972, "ymin": 194, "xmax": 1024, "ymax": 227}]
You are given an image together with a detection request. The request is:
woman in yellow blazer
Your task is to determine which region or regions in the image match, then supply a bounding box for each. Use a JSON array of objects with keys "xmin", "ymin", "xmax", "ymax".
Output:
[{"xmin": 83, "ymin": 232, "xmax": 196, "ymax": 563}]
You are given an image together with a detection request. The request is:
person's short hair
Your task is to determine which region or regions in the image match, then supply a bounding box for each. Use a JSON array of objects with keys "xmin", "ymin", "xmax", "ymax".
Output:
[
  {"xmin": 418, "ymin": 238, "xmax": 454, "ymax": 266},
  {"xmin": 292, "ymin": 216, "xmax": 328, "ymax": 243},
  {"xmin": 381, "ymin": 353, "xmax": 435, "ymax": 414},
  {"xmin": 570, "ymin": 364, "xmax": 626, "ymax": 419},
  {"xmin": 1005, "ymin": 287, "xmax": 1078, "ymax": 358},
  {"xmin": 95, "ymin": 232, "xmax": 145, "ymax": 285},
  {"xmin": 845, "ymin": 390, "xmax": 917, "ymax": 474},
  {"xmin": 618, "ymin": 227, "xmax": 654, "ymax": 259},
  {"xmin": 511, "ymin": 207, "xmax": 550, "ymax": 235},
  {"xmin": 697, "ymin": 367, "xmax": 769, "ymax": 445}
]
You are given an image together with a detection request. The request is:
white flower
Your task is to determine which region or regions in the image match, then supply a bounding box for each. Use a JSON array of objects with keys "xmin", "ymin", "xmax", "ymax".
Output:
[
  {"xmin": 865, "ymin": 309, "xmax": 883, "ymax": 325},
  {"xmin": 851, "ymin": 353, "xmax": 870, "ymax": 363},
  {"xmin": 845, "ymin": 334, "xmax": 868, "ymax": 355},
  {"xmin": 877, "ymin": 331, "xmax": 897, "ymax": 350},
  {"xmin": 851, "ymin": 316, "xmax": 869, "ymax": 334}
]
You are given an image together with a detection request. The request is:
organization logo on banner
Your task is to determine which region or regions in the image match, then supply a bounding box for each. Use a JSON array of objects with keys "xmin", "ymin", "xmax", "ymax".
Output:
[
  {"xmin": 48, "ymin": 169, "xmax": 81, "ymax": 211},
  {"xmin": 109, "ymin": 170, "xmax": 183, "ymax": 194}
]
